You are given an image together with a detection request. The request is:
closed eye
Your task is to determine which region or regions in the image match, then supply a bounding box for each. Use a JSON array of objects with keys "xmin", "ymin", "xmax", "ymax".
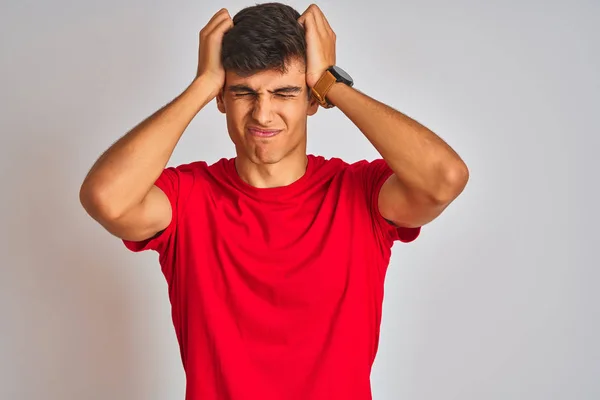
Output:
[
  {"xmin": 228, "ymin": 84, "xmax": 302, "ymax": 99},
  {"xmin": 234, "ymin": 93, "xmax": 296, "ymax": 99}
]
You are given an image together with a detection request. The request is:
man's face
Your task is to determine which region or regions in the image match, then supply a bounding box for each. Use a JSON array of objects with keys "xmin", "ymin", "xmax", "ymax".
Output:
[{"xmin": 217, "ymin": 58, "xmax": 319, "ymax": 165}]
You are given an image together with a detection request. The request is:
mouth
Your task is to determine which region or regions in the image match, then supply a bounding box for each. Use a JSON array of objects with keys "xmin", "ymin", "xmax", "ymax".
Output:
[{"xmin": 247, "ymin": 127, "xmax": 282, "ymax": 138}]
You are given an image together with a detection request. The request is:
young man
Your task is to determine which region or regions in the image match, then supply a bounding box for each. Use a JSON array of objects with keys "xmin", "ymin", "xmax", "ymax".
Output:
[{"xmin": 80, "ymin": 3, "xmax": 468, "ymax": 399}]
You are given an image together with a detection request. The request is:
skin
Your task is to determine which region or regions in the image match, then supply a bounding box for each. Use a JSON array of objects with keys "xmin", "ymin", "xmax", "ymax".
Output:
[
  {"xmin": 79, "ymin": 8, "xmax": 235, "ymax": 241},
  {"xmin": 79, "ymin": 4, "xmax": 469, "ymax": 243},
  {"xmin": 216, "ymin": 59, "xmax": 319, "ymax": 189},
  {"xmin": 298, "ymin": 4, "xmax": 469, "ymax": 228}
]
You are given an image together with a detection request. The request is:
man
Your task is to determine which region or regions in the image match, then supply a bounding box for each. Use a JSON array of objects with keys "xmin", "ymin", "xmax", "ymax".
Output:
[{"xmin": 80, "ymin": 3, "xmax": 468, "ymax": 399}]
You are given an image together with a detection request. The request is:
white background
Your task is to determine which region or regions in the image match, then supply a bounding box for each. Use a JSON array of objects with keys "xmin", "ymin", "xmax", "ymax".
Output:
[{"xmin": 1, "ymin": 0, "xmax": 598, "ymax": 399}]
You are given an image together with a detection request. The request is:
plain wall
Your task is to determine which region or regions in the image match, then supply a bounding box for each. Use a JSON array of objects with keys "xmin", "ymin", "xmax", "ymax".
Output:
[{"xmin": 1, "ymin": 0, "xmax": 598, "ymax": 399}]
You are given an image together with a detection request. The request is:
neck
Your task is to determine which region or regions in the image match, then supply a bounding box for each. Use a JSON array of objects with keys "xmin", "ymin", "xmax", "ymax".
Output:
[{"xmin": 234, "ymin": 152, "xmax": 309, "ymax": 189}]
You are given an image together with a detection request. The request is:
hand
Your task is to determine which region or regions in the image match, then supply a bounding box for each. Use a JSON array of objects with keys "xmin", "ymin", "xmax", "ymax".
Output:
[
  {"xmin": 298, "ymin": 4, "xmax": 336, "ymax": 89},
  {"xmin": 196, "ymin": 8, "xmax": 234, "ymax": 96}
]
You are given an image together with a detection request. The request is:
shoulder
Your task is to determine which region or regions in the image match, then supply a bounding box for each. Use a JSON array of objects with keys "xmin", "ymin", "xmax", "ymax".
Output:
[
  {"xmin": 308, "ymin": 154, "xmax": 348, "ymax": 173},
  {"xmin": 164, "ymin": 160, "xmax": 215, "ymax": 182},
  {"xmin": 154, "ymin": 160, "xmax": 212, "ymax": 196},
  {"xmin": 309, "ymin": 154, "xmax": 389, "ymax": 178},
  {"xmin": 306, "ymin": 155, "xmax": 393, "ymax": 189},
  {"xmin": 169, "ymin": 160, "xmax": 210, "ymax": 174}
]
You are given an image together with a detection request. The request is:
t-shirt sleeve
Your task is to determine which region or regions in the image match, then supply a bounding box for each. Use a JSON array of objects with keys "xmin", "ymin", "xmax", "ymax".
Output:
[
  {"xmin": 356, "ymin": 158, "xmax": 421, "ymax": 245},
  {"xmin": 122, "ymin": 165, "xmax": 192, "ymax": 254}
]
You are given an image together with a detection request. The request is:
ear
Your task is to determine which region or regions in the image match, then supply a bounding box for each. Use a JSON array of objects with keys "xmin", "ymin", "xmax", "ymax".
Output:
[
  {"xmin": 216, "ymin": 89, "xmax": 226, "ymax": 114},
  {"xmin": 307, "ymin": 95, "xmax": 319, "ymax": 116}
]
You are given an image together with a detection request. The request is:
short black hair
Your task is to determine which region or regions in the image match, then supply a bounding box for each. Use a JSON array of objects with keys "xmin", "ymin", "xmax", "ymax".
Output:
[{"xmin": 221, "ymin": 2, "xmax": 306, "ymax": 76}]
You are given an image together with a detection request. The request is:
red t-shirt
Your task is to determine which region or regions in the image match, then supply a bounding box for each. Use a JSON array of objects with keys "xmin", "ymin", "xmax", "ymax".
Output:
[{"xmin": 123, "ymin": 154, "xmax": 420, "ymax": 400}]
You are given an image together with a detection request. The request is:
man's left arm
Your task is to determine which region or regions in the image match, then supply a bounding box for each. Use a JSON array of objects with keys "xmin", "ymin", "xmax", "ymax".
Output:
[
  {"xmin": 298, "ymin": 4, "xmax": 469, "ymax": 229},
  {"xmin": 327, "ymin": 84, "xmax": 469, "ymax": 228}
]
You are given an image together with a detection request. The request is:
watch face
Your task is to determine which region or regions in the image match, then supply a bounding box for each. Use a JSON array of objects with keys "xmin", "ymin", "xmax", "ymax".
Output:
[{"xmin": 331, "ymin": 66, "xmax": 354, "ymax": 86}]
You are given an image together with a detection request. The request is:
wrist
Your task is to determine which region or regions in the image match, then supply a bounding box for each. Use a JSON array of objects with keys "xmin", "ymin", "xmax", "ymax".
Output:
[
  {"xmin": 322, "ymin": 82, "xmax": 352, "ymax": 106},
  {"xmin": 309, "ymin": 66, "xmax": 354, "ymax": 109},
  {"xmin": 187, "ymin": 75, "xmax": 222, "ymax": 108},
  {"xmin": 306, "ymin": 69, "xmax": 327, "ymax": 89}
]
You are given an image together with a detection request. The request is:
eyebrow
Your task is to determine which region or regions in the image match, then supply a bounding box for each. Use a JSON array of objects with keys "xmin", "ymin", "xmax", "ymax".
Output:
[{"xmin": 227, "ymin": 85, "xmax": 303, "ymax": 95}]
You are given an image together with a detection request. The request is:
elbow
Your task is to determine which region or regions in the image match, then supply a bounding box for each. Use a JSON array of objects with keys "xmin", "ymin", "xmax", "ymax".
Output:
[
  {"xmin": 79, "ymin": 180, "xmax": 123, "ymax": 222},
  {"xmin": 432, "ymin": 161, "xmax": 469, "ymax": 204}
]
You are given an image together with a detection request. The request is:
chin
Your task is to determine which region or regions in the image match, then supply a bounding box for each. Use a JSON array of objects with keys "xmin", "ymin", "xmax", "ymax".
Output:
[
  {"xmin": 236, "ymin": 132, "xmax": 304, "ymax": 166},
  {"xmin": 245, "ymin": 144, "xmax": 287, "ymax": 166},
  {"xmin": 252, "ymin": 151, "xmax": 285, "ymax": 165}
]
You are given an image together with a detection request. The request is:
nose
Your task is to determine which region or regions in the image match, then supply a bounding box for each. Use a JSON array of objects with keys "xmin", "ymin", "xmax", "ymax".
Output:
[{"xmin": 251, "ymin": 96, "xmax": 273, "ymax": 126}]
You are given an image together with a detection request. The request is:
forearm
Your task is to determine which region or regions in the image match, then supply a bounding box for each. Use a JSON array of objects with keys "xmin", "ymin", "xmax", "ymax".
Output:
[
  {"xmin": 80, "ymin": 76, "xmax": 216, "ymax": 219},
  {"xmin": 327, "ymin": 83, "xmax": 467, "ymax": 200}
]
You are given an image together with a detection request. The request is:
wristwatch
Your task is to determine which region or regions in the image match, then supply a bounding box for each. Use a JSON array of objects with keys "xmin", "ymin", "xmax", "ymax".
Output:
[{"xmin": 311, "ymin": 66, "xmax": 354, "ymax": 108}]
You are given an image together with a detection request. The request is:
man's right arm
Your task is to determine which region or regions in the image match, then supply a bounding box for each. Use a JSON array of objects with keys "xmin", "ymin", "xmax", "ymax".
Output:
[
  {"xmin": 79, "ymin": 9, "xmax": 233, "ymax": 242},
  {"xmin": 79, "ymin": 78, "xmax": 214, "ymax": 241}
]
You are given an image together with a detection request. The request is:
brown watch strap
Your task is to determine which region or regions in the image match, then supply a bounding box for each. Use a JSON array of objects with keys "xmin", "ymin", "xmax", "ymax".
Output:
[{"xmin": 310, "ymin": 70, "xmax": 337, "ymax": 108}]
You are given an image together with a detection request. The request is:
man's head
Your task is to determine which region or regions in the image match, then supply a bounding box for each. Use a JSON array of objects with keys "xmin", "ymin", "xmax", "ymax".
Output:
[{"xmin": 216, "ymin": 2, "xmax": 318, "ymax": 166}]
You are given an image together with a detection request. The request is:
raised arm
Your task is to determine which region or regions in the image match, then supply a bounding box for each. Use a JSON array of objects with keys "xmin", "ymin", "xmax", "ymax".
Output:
[
  {"xmin": 299, "ymin": 5, "xmax": 468, "ymax": 229},
  {"xmin": 79, "ymin": 8, "xmax": 233, "ymax": 241}
]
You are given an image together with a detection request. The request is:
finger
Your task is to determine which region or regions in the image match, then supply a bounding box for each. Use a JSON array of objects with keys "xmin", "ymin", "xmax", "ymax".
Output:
[
  {"xmin": 311, "ymin": 12, "xmax": 327, "ymax": 37},
  {"xmin": 319, "ymin": 9, "xmax": 334, "ymax": 36},
  {"xmin": 304, "ymin": 5, "xmax": 327, "ymax": 36},
  {"xmin": 206, "ymin": 8, "xmax": 228, "ymax": 26},
  {"xmin": 311, "ymin": 5, "xmax": 334, "ymax": 38},
  {"xmin": 212, "ymin": 15, "xmax": 234, "ymax": 37},
  {"xmin": 297, "ymin": 11, "xmax": 307, "ymax": 27},
  {"xmin": 204, "ymin": 9, "xmax": 231, "ymax": 34},
  {"xmin": 299, "ymin": 9, "xmax": 322, "ymax": 39},
  {"xmin": 299, "ymin": 10, "xmax": 319, "ymax": 38},
  {"xmin": 202, "ymin": 19, "xmax": 233, "ymax": 52}
]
